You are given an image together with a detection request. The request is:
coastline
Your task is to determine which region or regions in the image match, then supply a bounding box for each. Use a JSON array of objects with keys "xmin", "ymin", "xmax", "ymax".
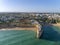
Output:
[
  {"xmin": 52, "ymin": 23, "xmax": 60, "ymax": 27},
  {"xmin": 0, "ymin": 27, "xmax": 37, "ymax": 31},
  {"xmin": 0, "ymin": 23, "xmax": 60, "ymax": 30}
]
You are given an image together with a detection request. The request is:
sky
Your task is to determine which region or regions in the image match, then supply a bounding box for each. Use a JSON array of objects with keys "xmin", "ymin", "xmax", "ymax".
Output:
[{"xmin": 0, "ymin": 0, "xmax": 60, "ymax": 12}]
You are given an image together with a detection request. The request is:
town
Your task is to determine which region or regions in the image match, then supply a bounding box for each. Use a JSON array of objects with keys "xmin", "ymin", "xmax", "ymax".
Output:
[{"xmin": 0, "ymin": 12, "xmax": 60, "ymax": 25}]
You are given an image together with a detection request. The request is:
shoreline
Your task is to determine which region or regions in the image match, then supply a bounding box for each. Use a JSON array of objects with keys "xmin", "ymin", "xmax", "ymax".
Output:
[
  {"xmin": 52, "ymin": 23, "xmax": 60, "ymax": 27},
  {"xmin": 0, "ymin": 23, "xmax": 60, "ymax": 30},
  {"xmin": 0, "ymin": 27, "xmax": 37, "ymax": 31}
]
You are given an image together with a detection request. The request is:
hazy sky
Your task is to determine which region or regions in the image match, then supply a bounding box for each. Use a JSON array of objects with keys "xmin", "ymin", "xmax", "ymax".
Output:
[{"xmin": 0, "ymin": 0, "xmax": 60, "ymax": 12}]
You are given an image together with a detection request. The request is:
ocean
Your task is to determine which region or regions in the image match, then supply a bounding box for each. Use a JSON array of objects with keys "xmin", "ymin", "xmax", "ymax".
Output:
[{"xmin": 0, "ymin": 25, "xmax": 60, "ymax": 45}]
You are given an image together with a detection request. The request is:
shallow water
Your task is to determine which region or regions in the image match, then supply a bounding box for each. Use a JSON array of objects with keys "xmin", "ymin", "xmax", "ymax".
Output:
[{"xmin": 0, "ymin": 25, "xmax": 60, "ymax": 45}]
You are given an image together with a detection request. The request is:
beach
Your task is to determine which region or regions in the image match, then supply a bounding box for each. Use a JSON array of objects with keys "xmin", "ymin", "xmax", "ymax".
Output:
[
  {"xmin": 52, "ymin": 23, "xmax": 60, "ymax": 27},
  {"xmin": 0, "ymin": 27, "xmax": 37, "ymax": 31}
]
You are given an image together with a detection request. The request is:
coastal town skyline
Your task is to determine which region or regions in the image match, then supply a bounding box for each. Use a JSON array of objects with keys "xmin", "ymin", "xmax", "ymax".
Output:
[{"xmin": 0, "ymin": 0, "xmax": 60, "ymax": 12}]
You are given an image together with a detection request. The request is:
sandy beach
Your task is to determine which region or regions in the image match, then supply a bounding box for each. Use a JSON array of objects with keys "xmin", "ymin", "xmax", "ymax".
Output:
[
  {"xmin": 52, "ymin": 23, "xmax": 60, "ymax": 27},
  {"xmin": 0, "ymin": 27, "xmax": 37, "ymax": 32}
]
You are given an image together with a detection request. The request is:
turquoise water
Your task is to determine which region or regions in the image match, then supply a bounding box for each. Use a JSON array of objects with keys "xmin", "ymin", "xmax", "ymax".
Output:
[{"xmin": 0, "ymin": 25, "xmax": 60, "ymax": 45}]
